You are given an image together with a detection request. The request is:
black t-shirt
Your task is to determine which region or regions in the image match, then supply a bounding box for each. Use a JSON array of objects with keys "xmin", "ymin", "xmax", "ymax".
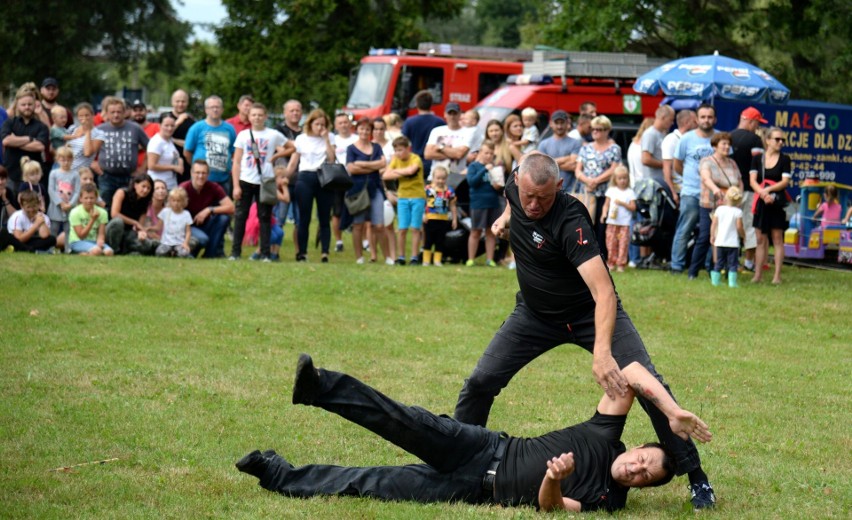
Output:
[
  {"xmin": 506, "ymin": 173, "xmax": 611, "ymax": 323},
  {"xmin": 495, "ymin": 412, "xmax": 628, "ymax": 512},
  {"xmin": 0, "ymin": 116, "xmax": 50, "ymax": 182},
  {"xmin": 117, "ymin": 187, "xmax": 151, "ymax": 228},
  {"xmin": 750, "ymin": 153, "xmax": 792, "ymax": 184},
  {"xmin": 729, "ymin": 129, "xmax": 763, "ymax": 192}
]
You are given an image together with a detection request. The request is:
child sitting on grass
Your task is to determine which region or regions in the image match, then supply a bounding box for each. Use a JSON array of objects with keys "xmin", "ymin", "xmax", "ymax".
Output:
[
  {"xmin": 6, "ymin": 190, "xmax": 56, "ymax": 253},
  {"xmin": 710, "ymin": 186, "xmax": 745, "ymax": 288},
  {"xmin": 155, "ymin": 187, "xmax": 193, "ymax": 258},
  {"xmin": 67, "ymin": 183, "xmax": 113, "ymax": 256}
]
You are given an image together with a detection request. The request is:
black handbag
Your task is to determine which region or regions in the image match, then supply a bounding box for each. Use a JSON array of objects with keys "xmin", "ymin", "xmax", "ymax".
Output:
[{"xmin": 319, "ymin": 162, "xmax": 353, "ymax": 192}]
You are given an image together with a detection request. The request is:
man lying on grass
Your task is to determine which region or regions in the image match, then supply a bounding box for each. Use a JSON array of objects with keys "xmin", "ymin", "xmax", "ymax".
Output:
[{"xmin": 236, "ymin": 354, "xmax": 711, "ymax": 512}]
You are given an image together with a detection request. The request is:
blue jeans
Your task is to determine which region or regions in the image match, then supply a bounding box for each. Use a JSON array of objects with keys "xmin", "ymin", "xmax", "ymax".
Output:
[
  {"xmin": 191, "ymin": 213, "xmax": 230, "ymax": 258},
  {"xmin": 295, "ymin": 170, "xmax": 333, "ymax": 256},
  {"xmin": 454, "ymin": 295, "xmax": 701, "ymax": 475},
  {"xmin": 260, "ymin": 367, "xmax": 499, "ymax": 504},
  {"xmin": 689, "ymin": 207, "xmax": 713, "ymax": 277},
  {"xmin": 670, "ymin": 194, "xmax": 699, "ymax": 272}
]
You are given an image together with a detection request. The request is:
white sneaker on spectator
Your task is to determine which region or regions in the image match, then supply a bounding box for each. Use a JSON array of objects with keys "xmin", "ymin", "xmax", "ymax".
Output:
[
  {"xmin": 385, "ymin": 257, "xmax": 394, "ymax": 265},
  {"xmin": 355, "ymin": 257, "xmax": 365, "ymax": 265},
  {"xmin": 628, "ymin": 261, "xmax": 637, "ymax": 268}
]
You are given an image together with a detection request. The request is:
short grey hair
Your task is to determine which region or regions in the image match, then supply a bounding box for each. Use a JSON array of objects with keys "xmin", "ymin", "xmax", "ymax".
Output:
[
  {"xmin": 204, "ymin": 95, "xmax": 223, "ymax": 108},
  {"xmin": 518, "ymin": 152, "xmax": 559, "ymax": 185}
]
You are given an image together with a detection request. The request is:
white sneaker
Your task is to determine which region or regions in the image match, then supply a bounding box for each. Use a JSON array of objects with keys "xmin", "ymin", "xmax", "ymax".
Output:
[
  {"xmin": 628, "ymin": 261, "xmax": 637, "ymax": 268},
  {"xmin": 385, "ymin": 257, "xmax": 395, "ymax": 265},
  {"xmin": 507, "ymin": 261, "xmax": 516, "ymax": 270},
  {"xmin": 433, "ymin": 261, "xmax": 443, "ymax": 267},
  {"xmin": 355, "ymin": 257, "xmax": 365, "ymax": 265}
]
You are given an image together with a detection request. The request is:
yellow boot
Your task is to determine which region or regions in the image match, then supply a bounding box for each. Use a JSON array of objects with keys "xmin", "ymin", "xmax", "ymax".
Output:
[{"xmin": 422, "ymin": 250, "xmax": 432, "ymax": 266}]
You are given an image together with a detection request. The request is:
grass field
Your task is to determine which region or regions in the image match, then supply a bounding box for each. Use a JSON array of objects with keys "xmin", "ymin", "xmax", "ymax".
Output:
[{"xmin": 1, "ymin": 244, "xmax": 850, "ymax": 519}]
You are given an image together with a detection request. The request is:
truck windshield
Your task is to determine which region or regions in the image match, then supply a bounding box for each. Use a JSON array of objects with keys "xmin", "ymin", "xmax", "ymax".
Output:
[
  {"xmin": 346, "ymin": 63, "xmax": 393, "ymax": 109},
  {"xmin": 474, "ymin": 106, "xmax": 514, "ymax": 135}
]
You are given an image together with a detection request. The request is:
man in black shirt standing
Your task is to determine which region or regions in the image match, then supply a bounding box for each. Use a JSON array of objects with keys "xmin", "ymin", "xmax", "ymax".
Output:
[
  {"xmin": 236, "ymin": 354, "xmax": 710, "ymax": 512},
  {"xmin": 729, "ymin": 107, "xmax": 767, "ymax": 272},
  {"xmin": 453, "ymin": 153, "xmax": 717, "ymax": 509}
]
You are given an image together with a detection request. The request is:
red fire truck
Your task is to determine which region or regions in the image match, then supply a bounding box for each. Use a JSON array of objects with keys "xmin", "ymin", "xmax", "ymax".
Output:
[
  {"xmin": 474, "ymin": 50, "xmax": 668, "ymax": 154},
  {"xmin": 343, "ymin": 42, "xmax": 529, "ymax": 120}
]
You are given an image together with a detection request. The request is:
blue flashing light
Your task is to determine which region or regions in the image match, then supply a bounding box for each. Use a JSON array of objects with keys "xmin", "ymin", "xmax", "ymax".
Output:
[
  {"xmin": 369, "ymin": 48, "xmax": 399, "ymax": 56},
  {"xmin": 506, "ymin": 74, "xmax": 554, "ymax": 86}
]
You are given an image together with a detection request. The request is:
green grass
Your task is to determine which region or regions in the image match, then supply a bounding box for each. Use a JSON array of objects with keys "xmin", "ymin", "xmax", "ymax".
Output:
[{"xmin": 1, "ymin": 239, "xmax": 850, "ymax": 519}]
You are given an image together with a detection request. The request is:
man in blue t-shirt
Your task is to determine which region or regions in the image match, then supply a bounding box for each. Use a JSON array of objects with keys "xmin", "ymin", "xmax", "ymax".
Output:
[
  {"xmin": 183, "ymin": 95, "xmax": 237, "ymax": 195},
  {"xmin": 401, "ymin": 90, "xmax": 445, "ymax": 175},
  {"xmin": 669, "ymin": 104, "xmax": 717, "ymax": 274},
  {"xmin": 537, "ymin": 111, "xmax": 582, "ymax": 192}
]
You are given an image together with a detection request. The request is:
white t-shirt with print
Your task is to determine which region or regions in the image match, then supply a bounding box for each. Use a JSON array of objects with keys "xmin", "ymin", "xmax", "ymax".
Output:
[
  {"xmin": 604, "ymin": 186, "xmax": 636, "ymax": 226},
  {"xmin": 426, "ymin": 125, "xmax": 474, "ymax": 175},
  {"xmin": 146, "ymin": 133, "xmax": 181, "ymax": 188},
  {"xmin": 234, "ymin": 128, "xmax": 287, "ymax": 185},
  {"xmin": 333, "ymin": 133, "xmax": 358, "ymax": 165}
]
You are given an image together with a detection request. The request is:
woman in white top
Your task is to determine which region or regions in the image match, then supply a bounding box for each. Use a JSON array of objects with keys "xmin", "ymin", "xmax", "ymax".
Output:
[
  {"xmin": 286, "ymin": 109, "xmax": 336, "ymax": 262},
  {"xmin": 146, "ymin": 113, "xmax": 183, "ymax": 189}
]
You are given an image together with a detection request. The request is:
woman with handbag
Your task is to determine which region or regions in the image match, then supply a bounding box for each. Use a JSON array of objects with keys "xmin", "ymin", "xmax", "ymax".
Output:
[
  {"xmin": 346, "ymin": 118, "xmax": 390, "ymax": 264},
  {"xmin": 574, "ymin": 116, "xmax": 623, "ymax": 254},
  {"xmin": 286, "ymin": 109, "xmax": 336, "ymax": 262},
  {"xmin": 749, "ymin": 127, "xmax": 791, "ymax": 284},
  {"xmin": 692, "ymin": 132, "xmax": 744, "ymax": 279},
  {"xmin": 229, "ymin": 103, "xmax": 289, "ymax": 261}
]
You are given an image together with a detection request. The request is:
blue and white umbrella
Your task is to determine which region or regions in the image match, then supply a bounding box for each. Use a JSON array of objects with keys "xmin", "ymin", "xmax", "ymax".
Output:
[{"xmin": 634, "ymin": 51, "xmax": 790, "ymax": 104}]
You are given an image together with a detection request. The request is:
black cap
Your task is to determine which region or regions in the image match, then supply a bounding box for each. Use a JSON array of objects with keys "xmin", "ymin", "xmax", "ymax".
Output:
[
  {"xmin": 551, "ymin": 110, "xmax": 569, "ymax": 122},
  {"xmin": 41, "ymin": 77, "xmax": 59, "ymax": 88},
  {"xmin": 445, "ymin": 102, "xmax": 461, "ymax": 114},
  {"xmin": 131, "ymin": 99, "xmax": 146, "ymax": 109}
]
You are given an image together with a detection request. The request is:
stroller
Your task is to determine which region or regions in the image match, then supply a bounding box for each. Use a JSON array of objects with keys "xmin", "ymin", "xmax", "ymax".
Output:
[{"xmin": 631, "ymin": 178, "xmax": 678, "ymax": 267}]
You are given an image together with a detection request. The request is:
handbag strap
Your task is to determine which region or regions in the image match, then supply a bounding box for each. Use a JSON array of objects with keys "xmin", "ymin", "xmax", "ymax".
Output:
[
  {"xmin": 249, "ymin": 129, "xmax": 264, "ymax": 178},
  {"xmin": 710, "ymin": 155, "xmax": 734, "ymax": 187}
]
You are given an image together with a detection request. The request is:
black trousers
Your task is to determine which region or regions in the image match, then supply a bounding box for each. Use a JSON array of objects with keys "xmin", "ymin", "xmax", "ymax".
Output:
[
  {"xmin": 453, "ymin": 295, "xmax": 702, "ymax": 475},
  {"xmin": 423, "ymin": 219, "xmax": 451, "ymax": 253},
  {"xmin": 260, "ymin": 368, "xmax": 501, "ymax": 503},
  {"xmin": 232, "ymin": 180, "xmax": 272, "ymax": 257}
]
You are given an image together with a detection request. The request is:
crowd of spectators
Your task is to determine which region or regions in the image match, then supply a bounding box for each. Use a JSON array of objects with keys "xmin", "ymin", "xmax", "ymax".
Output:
[{"xmin": 1, "ymin": 80, "xmax": 795, "ymax": 280}]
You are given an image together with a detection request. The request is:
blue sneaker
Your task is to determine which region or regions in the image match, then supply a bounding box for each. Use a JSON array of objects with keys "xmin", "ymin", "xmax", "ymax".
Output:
[
  {"xmin": 689, "ymin": 481, "xmax": 716, "ymax": 510},
  {"xmin": 249, "ymin": 252, "xmax": 262, "ymax": 261}
]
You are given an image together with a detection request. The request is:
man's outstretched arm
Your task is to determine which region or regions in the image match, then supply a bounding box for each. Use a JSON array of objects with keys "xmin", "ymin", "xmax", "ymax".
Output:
[{"xmin": 597, "ymin": 362, "xmax": 712, "ymax": 443}]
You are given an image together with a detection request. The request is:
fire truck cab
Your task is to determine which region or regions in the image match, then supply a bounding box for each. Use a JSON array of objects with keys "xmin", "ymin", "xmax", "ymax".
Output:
[{"xmin": 344, "ymin": 42, "xmax": 529, "ymax": 121}]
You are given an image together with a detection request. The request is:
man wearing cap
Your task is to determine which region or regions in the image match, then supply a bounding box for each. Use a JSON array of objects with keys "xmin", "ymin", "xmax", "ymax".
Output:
[
  {"xmin": 1, "ymin": 91, "xmax": 49, "ymax": 191},
  {"xmin": 402, "ymin": 90, "xmax": 445, "ymax": 175},
  {"xmin": 537, "ymin": 111, "xmax": 582, "ymax": 192},
  {"xmin": 39, "ymin": 78, "xmax": 73, "ymax": 128},
  {"xmin": 130, "ymin": 100, "xmax": 160, "ymax": 171},
  {"xmin": 729, "ymin": 107, "xmax": 767, "ymax": 272},
  {"xmin": 424, "ymin": 102, "xmax": 474, "ymax": 179},
  {"xmin": 226, "ymin": 95, "xmax": 254, "ymax": 135}
]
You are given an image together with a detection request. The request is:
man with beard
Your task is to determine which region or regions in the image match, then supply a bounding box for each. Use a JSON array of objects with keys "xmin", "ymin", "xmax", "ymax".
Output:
[
  {"xmin": 131, "ymin": 100, "xmax": 160, "ymax": 171},
  {"xmin": 1, "ymin": 92, "xmax": 49, "ymax": 191}
]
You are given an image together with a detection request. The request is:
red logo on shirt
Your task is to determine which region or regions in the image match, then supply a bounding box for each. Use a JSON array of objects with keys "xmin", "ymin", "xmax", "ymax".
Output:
[{"xmin": 576, "ymin": 228, "xmax": 589, "ymax": 245}]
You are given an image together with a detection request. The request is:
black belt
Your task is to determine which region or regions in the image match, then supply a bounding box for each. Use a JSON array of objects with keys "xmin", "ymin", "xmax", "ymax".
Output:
[{"xmin": 482, "ymin": 433, "xmax": 509, "ymax": 492}]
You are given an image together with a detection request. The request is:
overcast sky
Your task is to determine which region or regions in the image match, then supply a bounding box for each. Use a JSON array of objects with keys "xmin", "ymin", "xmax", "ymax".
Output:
[{"xmin": 175, "ymin": 0, "xmax": 228, "ymax": 42}]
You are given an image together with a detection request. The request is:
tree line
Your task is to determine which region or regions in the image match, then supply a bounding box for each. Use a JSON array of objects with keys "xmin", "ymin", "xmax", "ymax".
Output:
[{"xmin": 3, "ymin": 0, "xmax": 849, "ymax": 115}]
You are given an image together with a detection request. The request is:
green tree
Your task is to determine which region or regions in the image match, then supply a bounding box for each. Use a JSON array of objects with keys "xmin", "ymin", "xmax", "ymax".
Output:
[
  {"xmin": 197, "ymin": 0, "xmax": 465, "ymax": 113},
  {"xmin": 0, "ymin": 0, "xmax": 190, "ymax": 106},
  {"xmin": 525, "ymin": 0, "xmax": 852, "ymax": 104}
]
